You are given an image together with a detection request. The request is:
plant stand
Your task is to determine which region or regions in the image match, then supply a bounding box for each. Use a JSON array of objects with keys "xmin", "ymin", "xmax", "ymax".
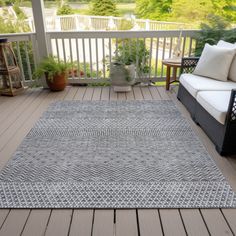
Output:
[{"xmin": 113, "ymin": 85, "xmax": 132, "ymax": 92}]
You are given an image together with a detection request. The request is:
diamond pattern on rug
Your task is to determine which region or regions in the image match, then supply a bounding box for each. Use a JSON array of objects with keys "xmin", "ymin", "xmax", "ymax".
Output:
[{"xmin": 0, "ymin": 100, "xmax": 235, "ymax": 208}]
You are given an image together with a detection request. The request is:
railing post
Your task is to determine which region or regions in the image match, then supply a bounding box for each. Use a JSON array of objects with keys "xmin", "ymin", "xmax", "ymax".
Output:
[
  {"xmin": 31, "ymin": 0, "xmax": 48, "ymax": 88},
  {"xmin": 145, "ymin": 19, "xmax": 150, "ymax": 30}
]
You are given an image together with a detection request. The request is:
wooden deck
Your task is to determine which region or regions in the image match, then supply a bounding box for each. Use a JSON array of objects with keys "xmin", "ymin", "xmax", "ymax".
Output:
[{"xmin": 0, "ymin": 85, "xmax": 236, "ymax": 236}]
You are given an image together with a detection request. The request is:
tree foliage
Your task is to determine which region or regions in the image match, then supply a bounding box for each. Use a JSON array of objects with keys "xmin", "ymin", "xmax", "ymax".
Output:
[
  {"xmin": 194, "ymin": 14, "xmax": 236, "ymax": 56},
  {"xmin": 90, "ymin": 0, "xmax": 118, "ymax": 16},
  {"xmin": 135, "ymin": 0, "xmax": 236, "ymax": 24},
  {"xmin": 135, "ymin": 0, "xmax": 172, "ymax": 20}
]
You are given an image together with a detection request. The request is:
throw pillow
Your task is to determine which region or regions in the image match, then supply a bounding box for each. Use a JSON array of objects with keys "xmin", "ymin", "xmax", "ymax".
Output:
[
  {"xmin": 217, "ymin": 40, "xmax": 236, "ymax": 82},
  {"xmin": 193, "ymin": 43, "xmax": 236, "ymax": 81}
]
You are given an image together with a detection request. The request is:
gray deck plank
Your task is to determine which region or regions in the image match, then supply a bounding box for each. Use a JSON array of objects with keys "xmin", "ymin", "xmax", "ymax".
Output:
[
  {"xmin": 0, "ymin": 210, "xmax": 9, "ymax": 229},
  {"xmin": 133, "ymin": 86, "xmax": 143, "ymax": 100},
  {"xmin": 126, "ymin": 89, "xmax": 135, "ymax": 100},
  {"xmin": 157, "ymin": 86, "xmax": 170, "ymax": 100},
  {"xmin": 69, "ymin": 210, "xmax": 93, "ymax": 236},
  {"xmin": 74, "ymin": 86, "xmax": 86, "ymax": 100},
  {"xmin": 0, "ymin": 89, "xmax": 44, "ymax": 153},
  {"xmin": 83, "ymin": 87, "xmax": 94, "ymax": 101},
  {"xmin": 117, "ymin": 91, "xmax": 126, "ymax": 100},
  {"xmin": 101, "ymin": 87, "xmax": 110, "ymax": 100},
  {"xmin": 138, "ymin": 209, "xmax": 163, "ymax": 236},
  {"xmin": 159, "ymin": 209, "xmax": 186, "ymax": 236},
  {"xmin": 0, "ymin": 209, "xmax": 30, "ymax": 236},
  {"xmin": 149, "ymin": 86, "xmax": 161, "ymax": 100},
  {"xmin": 45, "ymin": 209, "xmax": 73, "ymax": 236},
  {"xmin": 116, "ymin": 210, "xmax": 138, "ymax": 236},
  {"xmin": 21, "ymin": 210, "xmax": 51, "ymax": 236},
  {"xmin": 92, "ymin": 87, "xmax": 102, "ymax": 101},
  {"xmin": 64, "ymin": 86, "xmax": 78, "ymax": 100},
  {"xmin": 0, "ymin": 89, "xmax": 33, "ymax": 122},
  {"xmin": 141, "ymin": 87, "xmax": 152, "ymax": 100},
  {"xmin": 92, "ymin": 210, "xmax": 114, "ymax": 236},
  {"xmin": 110, "ymin": 87, "xmax": 118, "ymax": 101},
  {"xmin": 201, "ymin": 209, "xmax": 233, "ymax": 236},
  {"xmin": 0, "ymin": 89, "xmax": 41, "ymax": 137},
  {"xmin": 180, "ymin": 209, "xmax": 209, "ymax": 236},
  {"xmin": 221, "ymin": 209, "xmax": 236, "ymax": 235}
]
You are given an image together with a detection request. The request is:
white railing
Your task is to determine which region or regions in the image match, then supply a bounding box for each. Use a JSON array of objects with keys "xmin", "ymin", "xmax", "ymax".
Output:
[
  {"xmin": 27, "ymin": 15, "xmax": 195, "ymax": 32},
  {"xmin": 0, "ymin": 30, "xmax": 198, "ymax": 86},
  {"xmin": 47, "ymin": 30, "xmax": 198, "ymax": 84},
  {"xmin": 0, "ymin": 32, "xmax": 38, "ymax": 86}
]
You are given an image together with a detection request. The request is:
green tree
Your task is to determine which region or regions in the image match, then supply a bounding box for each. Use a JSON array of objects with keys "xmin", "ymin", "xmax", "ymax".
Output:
[
  {"xmin": 171, "ymin": 0, "xmax": 213, "ymax": 23},
  {"xmin": 135, "ymin": 0, "xmax": 172, "ymax": 20},
  {"xmin": 211, "ymin": 0, "xmax": 236, "ymax": 22},
  {"xmin": 90, "ymin": 0, "xmax": 118, "ymax": 16}
]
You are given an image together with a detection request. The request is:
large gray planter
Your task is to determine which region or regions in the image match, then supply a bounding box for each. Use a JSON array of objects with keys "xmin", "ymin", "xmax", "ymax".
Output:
[{"xmin": 110, "ymin": 62, "xmax": 135, "ymax": 92}]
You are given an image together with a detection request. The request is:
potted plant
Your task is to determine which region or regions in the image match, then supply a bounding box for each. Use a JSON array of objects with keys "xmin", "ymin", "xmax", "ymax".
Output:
[
  {"xmin": 110, "ymin": 39, "xmax": 149, "ymax": 92},
  {"xmin": 34, "ymin": 56, "xmax": 71, "ymax": 91}
]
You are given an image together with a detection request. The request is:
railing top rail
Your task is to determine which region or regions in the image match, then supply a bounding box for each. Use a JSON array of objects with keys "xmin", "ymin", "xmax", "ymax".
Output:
[
  {"xmin": 0, "ymin": 32, "xmax": 36, "ymax": 41},
  {"xmin": 47, "ymin": 29, "xmax": 200, "ymax": 39}
]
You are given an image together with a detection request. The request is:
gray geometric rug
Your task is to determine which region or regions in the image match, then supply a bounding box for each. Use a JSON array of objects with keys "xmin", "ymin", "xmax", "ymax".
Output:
[{"xmin": 0, "ymin": 100, "xmax": 235, "ymax": 208}]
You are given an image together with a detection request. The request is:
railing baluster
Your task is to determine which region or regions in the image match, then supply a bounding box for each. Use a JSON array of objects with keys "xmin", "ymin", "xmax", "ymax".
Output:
[
  {"xmin": 96, "ymin": 38, "xmax": 99, "ymax": 79},
  {"xmin": 89, "ymin": 38, "xmax": 93, "ymax": 78},
  {"xmin": 182, "ymin": 36, "xmax": 187, "ymax": 57},
  {"xmin": 189, "ymin": 37, "xmax": 193, "ymax": 57},
  {"xmin": 62, "ymin": 38, "xmax": 66, "ymax": 62},
  {"xmin": 109, "ymin": 37, "xmax": 112, "ymax": 67},
  {"xmin": 75, "ymin": 38, "xmax": 81, "ymax": 79},
  {"xmin": 82, "ymin": 38, "xmax": 87, "ymax": 79},
  {"xmin": 16, "ymin": 41, "xmax": 26, "ymax": 82},
  {"xmin": 136, "ymin": 38, "xmax": 139, "ymax": 79},
  {"xmin": 154, "ymin": 37, "xmax": 159, "ymax": 78},
  {"xmin": 69, "ymin": 38, "xmax": 73, "ymax": 64},
  {"xmin": 55, "ymin": 38, "xmax": 60, "ymax": 61},
  {"xmin": 102, "ymin": 38, "xmax": 105, "ymax": 79},
  {"xmin": 169, "ymin": 37, "xmax": 173, "ymax": 58},
  {"xmin": 24, "ymin": 41, "xmax": 33, "ymax": 81},
  {"xmin": 148, "ymin": 37, "xmax": 153, "ymax": 81},
  {"xmin": 161, "ymin": 37, "xmax": 166, "ymax": 78}
]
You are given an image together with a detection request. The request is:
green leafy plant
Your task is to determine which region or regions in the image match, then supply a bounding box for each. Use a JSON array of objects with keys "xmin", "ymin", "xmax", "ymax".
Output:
[
  {"xmin": 113, "ymin": 39, "xmax": 150, "ymax": 75},
  {"xmin": 34, "ymin": 56, "xmax": 71, "ymax": 81}
]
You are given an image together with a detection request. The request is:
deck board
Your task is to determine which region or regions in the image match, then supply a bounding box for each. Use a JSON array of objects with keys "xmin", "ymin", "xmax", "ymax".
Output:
[
  {"xmin": 201, "ymin": 209, "xmax": 233, "ymax": 236},
  {"xmin": 21, "ymin": 210, "xmax": 51, "ymax": 236},
  {"xmin": 44, "ymin": 209, "xmax": 73, "ymax": 236},
  {"xmin": 180, "ymin": 209, "xmax": 209, "ymax": 236},
  {"xmin": 159, "ymin": 209, "xmax": 186, "ymax": 236},
  {"xmin": 92, "ymin": 210, "xmax": 114, "ymax": 236},
  {"xmin": 69, "ymin": 210, "xmax": 93, "ymax": 236},
  {"xmin": 0, "ymin": 86, "xmax": 236, "ymax": 236},
  {"xmin": 0, "ymin": 209, "xmax": 30, "ymax": 236},
  {"xmin": 138, "ymin": 209, "xmax": 163, "ymax": 236},
  {"xmin": 116, "ymin": 210, "xmax": 139, "ymax": 236}
]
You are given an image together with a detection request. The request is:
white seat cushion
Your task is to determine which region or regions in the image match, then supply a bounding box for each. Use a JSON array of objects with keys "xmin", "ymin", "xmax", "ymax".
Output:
[
  {"xmin": 180, "ymin": 73, "xmax": 236, "ymax": 98},
  {"xmin": 217, "ymin": 40, "xmax": 236, "ymax": 82},
  {"xmin": 193, "ymin": 43, "xmax": 236, "ymax": 81},
  {"xmin": 196, "ymin": 91, "xmax": 231, "ymax": 125}
]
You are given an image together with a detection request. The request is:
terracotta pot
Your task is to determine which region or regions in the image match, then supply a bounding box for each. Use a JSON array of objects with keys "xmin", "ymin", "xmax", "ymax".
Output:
[{"xmin": 46, "ymin": 73, "xmax": 67, "ymax": 91}]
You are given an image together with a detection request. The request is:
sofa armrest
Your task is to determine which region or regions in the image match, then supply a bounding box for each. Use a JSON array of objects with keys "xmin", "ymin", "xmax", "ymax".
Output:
[
  {"xmin": 180, "ymin": 57, "xmax": 199, "ymax": 74},
  {"xmin": 226, "ymin": 89, "xmax": 236, "ymax": 125}
]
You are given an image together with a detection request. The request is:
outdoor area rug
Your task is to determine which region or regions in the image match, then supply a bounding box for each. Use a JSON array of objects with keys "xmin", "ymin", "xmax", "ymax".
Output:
[{"xmin": 0, "ymin": 100, "xmax": 236, "ymax": 208}]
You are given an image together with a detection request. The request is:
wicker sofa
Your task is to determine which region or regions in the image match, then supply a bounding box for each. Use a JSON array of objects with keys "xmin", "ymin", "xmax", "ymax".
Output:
[{"xmin": 177, "ymin": 57, "xmax": 236, "ymax": 156}]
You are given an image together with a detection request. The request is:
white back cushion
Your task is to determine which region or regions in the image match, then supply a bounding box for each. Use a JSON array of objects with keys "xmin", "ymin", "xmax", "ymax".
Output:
[
  {"xmin": 193, "ymin": 43, "xmax": 236, "ymax": 81},
  {"xmin": 217, "ymin": 40, "xmax": 236, "ymax": 82}
]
